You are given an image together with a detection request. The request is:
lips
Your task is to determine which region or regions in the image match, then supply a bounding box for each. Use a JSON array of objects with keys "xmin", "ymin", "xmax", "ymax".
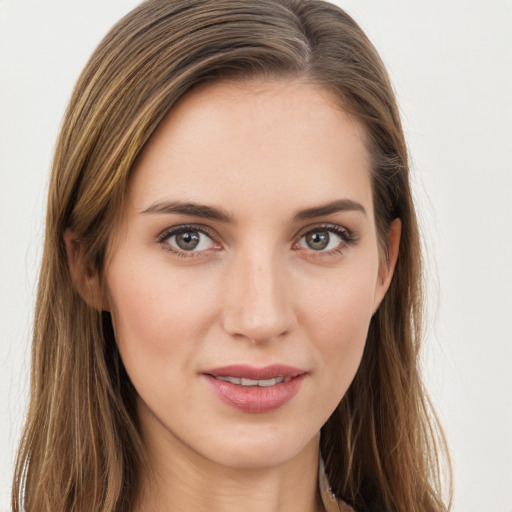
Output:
[
  {"xmin": 214, "ymin": 375, "xmax": 291, "ymax": 386},
  {"xmin": 201, "ymin": 364, "xmax": 307, "ymax": 413}
]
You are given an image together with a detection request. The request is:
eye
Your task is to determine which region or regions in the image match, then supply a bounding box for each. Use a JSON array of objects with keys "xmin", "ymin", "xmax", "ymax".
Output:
[
  {"xmin": 160, "ymin": 226, "xmax": 218, "ymax": 255},
  {"xmin": 296, "ymin": 225, "xmax": 354, "ymax": 253}
]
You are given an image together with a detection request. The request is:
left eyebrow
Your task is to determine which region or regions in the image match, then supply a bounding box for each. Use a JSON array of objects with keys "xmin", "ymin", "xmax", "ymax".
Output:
[{"xmin": 293, "ymin": 199, "xmax": 367, "ymax": 221}]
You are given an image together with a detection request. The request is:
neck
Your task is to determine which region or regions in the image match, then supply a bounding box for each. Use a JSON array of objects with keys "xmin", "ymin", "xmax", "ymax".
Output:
[{"xmin": 132, "ymin": 409, "xmax": 324, "ymax": 512}]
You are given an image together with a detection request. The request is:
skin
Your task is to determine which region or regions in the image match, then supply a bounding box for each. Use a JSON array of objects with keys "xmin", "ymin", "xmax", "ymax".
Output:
[{"xmin": 66, "ymin": 78, "xmax": 400, "ymax": 512}]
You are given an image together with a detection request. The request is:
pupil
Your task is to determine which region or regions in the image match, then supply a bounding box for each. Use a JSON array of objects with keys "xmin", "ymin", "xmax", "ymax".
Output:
[
  {"xmin": 176, "ymin": 231, "xmax": 200, "ymax": 250},
  {"xmin": 306, "ymin": 231, "xmax": 329, "ymax": 250}
]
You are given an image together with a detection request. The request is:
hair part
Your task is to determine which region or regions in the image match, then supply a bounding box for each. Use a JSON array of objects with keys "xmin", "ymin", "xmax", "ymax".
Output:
[{"xmin": 13, "ymin": 1, "xmax": 452, "ymax": 511}]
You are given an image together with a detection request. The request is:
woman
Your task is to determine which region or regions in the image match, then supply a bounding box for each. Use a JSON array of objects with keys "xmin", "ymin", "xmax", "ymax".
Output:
[{"xmin": 12, "ymin": 1, "xmax": 451, "ymax": 511}]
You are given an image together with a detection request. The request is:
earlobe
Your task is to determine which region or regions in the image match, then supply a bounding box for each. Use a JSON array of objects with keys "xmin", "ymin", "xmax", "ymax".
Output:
[
  {"xmin": 373, "ymin": 218, "xmax": 401, "ymax": 312},
  {"xmin": 63, "ymin": 229, "xmax": 107, "ymax": 311}
]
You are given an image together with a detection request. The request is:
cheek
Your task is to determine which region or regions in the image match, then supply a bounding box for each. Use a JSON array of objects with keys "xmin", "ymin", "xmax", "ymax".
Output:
[
  {"xmin": 304, "ymin": 265, "xmax": 376, "ymax": 346},
  {"xmin": 300, "ymin": 263, "xmax": 377, "ymax": 396},
  {"xmin": 105, "ymin": 256, "xmax": 220, "ymax": 371}
]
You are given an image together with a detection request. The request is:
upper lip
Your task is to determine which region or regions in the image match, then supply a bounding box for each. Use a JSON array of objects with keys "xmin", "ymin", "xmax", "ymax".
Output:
[{"xmin": 202, "ymin": 364, "xmax": 306, "ymax": 380}]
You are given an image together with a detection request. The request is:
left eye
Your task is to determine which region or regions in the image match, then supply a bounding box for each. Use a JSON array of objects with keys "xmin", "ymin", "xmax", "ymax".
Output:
[
  {"xmin": 164, "ymin": 228, "xmax": 216, "ymax": 252},
  {"xmin": 297, "ymin": 229, "xmax": 346, "ymax": 252}
]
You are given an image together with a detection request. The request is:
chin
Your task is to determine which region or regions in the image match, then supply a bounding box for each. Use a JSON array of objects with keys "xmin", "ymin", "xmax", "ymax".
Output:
[{"xmin": 194, "ymin": 426, "xmax": 319, "ymax": 470}]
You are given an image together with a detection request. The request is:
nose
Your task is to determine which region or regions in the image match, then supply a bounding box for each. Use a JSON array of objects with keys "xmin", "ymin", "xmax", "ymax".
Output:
[{"xmin": 221, "ymin": 247, "xmax": 296, "ymax": 344}]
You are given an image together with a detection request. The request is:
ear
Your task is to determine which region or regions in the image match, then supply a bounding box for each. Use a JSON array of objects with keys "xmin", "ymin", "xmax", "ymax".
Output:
[
  {"xmin": 63, "ymin": 229, "xmax": 108, "ymax": 311},
  {"xmin": 373, "ymin": 218, "xmax": 401, "ymax": 313}
]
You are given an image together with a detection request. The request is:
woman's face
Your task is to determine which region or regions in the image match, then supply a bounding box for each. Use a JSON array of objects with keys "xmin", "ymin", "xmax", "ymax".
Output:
[{"xmin": 104, "ymin": 79, "xmax": 397, "ymax": 470}]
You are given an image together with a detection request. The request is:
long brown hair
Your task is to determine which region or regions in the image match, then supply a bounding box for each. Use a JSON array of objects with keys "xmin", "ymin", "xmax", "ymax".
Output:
[{"xmin": 13, "ymin": 1, "xmax": 451, "ymax": 511}]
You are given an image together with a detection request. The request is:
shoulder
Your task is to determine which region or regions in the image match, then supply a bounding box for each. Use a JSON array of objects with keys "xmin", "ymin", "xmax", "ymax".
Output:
[
  {"xmin": 338, "ymin": 500, "xmax": 355, "ymax": 512},
  {"xmin": 318, "ymin": 456, "xmax": 355, "ymax": 512},
  {"xmin": 322, "ymin": 491, "xmax": 355, "ymax": 512}
]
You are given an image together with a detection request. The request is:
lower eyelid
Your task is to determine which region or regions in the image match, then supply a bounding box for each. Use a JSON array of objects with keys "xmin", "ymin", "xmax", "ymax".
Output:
[
  {"xmin": 293, "ymin": 226, "xmax": 358, "ymax": 256},
  {"xmin": 157, "ymin": 224, "xmax": 356, "ymax": 257},
  {"xmin": 157, "ymin": 225, "xmax": 221, "ymax": 255}
]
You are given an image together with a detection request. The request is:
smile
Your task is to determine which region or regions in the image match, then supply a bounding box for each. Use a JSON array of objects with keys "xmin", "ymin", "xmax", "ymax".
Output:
[
  {"xmin": 213, "ymin": 376, "xmax": 292, "ymax": 386},
  {"xmin": 201, "ymin": 364, "xmax": 307, "ymax": 413}
]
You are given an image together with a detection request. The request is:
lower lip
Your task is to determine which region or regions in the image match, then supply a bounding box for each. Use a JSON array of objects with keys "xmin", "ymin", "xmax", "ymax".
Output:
[{"xmin": 202, "ymin": 374, "xmax": 306, "ymax": 413}]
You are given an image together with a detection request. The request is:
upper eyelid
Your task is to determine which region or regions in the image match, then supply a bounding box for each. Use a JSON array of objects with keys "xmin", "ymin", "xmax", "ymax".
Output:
[
  {"xmin": 295, "ymin": 222, "xmax": 352, "ymax": 239},
  {"xmin": 158, "ymin": 224, "xmax": 217, "ymax": 241},
  {"xmin": 157, "ymin": 222, "xmax": 354, "ymax": 249},
  {"xmin": 159, "ymin": 221, "xmax": 350, "ymax": 236}
]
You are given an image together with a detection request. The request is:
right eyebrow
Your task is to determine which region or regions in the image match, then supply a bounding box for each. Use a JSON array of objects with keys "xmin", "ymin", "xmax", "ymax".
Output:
[{"xmin": 140, "ymin": 200, "xmax": 234, "ymax": 223}]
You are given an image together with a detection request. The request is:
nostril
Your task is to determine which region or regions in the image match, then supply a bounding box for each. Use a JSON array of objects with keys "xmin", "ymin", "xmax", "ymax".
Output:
[
  {"xmin": 220, "ymin": 254, "xmax": 296, "ymax": 342},
  {"xmin": 221, "ymin": 293, "xmax": 295, "ymax": 343}
]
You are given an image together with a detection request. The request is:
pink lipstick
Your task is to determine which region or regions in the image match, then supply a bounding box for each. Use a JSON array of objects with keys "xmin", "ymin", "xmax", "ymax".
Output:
[{"xmin": 201, "ymin": 364, "xmax": 306, "ymax": 413}]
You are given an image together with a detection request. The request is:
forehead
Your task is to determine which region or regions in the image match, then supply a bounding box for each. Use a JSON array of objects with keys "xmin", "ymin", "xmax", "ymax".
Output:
[{"xmin": 127, "ymin": 78, "xmax": 373, "ymax": 221}]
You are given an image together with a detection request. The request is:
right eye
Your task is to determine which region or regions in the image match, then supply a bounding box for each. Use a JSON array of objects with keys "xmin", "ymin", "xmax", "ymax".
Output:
[{"xmin": 159, "ymin": 226, "xmax": 219, "ymax": 256}]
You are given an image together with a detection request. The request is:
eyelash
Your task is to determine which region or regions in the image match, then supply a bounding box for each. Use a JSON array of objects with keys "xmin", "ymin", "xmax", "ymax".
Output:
[
  {"xmin": 157, "ymin": 224, "xmax": 219, "ymax": 259},
  {"xmin": 157, "ymin": 223, "xmax": 358, "ymax": 258},
  {"xmin": 295, "ymin": 223, "xmax": 358, "ymax": 257}
]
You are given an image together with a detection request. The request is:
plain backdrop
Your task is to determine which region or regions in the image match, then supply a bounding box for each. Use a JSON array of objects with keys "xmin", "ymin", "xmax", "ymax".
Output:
[{"xmin": 1, "ymin": 1, "xmax": 511, "ymax": 511}]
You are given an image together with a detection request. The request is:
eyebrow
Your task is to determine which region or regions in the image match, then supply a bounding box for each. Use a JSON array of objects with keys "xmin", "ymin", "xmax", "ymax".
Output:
[
  {"xmin": 140, "ymin": 200, "xmax": 233, "ymax": 222},
  {"xmin": 293, "ymin": 199, "xmax": 367, "ymax": 221},
  {"xmin": 140, "ymin": 198, "xmax": 366, "ymax": 223}
]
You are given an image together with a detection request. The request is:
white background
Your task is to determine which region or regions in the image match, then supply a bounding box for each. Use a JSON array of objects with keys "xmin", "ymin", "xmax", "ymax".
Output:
[{"xmin": 1, "ymin": 1, "xmax": 511, "ymax": 511}]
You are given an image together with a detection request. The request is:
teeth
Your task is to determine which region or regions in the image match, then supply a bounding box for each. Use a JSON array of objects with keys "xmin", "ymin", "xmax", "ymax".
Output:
[
  {"xmin": 216, "ymin": 376, "xmax": 241, "ymax": 385},
  {"xmin": 215, "ymin": 376, "xmax": 291, "ymax": 386}
]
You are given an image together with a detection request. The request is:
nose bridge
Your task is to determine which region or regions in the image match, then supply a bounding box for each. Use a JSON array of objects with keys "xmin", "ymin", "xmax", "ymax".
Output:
[{"xmin": 222, "ymin": 243, "xmax": 295, "ymax": 343}]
